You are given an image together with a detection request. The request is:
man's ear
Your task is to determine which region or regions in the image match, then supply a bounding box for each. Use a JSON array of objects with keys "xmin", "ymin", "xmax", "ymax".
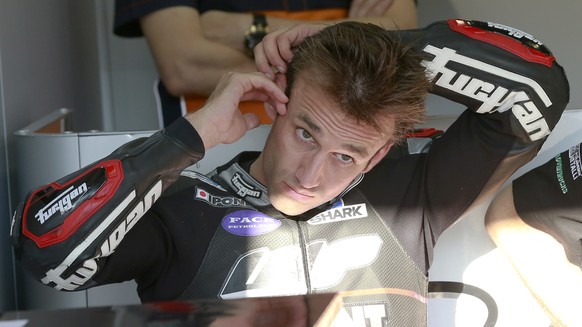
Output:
[{"xmin": 363, "ymin": 142, "xmax": 394, "ymax": 173}]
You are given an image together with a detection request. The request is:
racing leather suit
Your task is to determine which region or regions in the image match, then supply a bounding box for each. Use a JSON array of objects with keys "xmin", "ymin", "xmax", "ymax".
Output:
[{"xmin": 11, "ymin": 20, "xmax": 570, "ymax": 326}]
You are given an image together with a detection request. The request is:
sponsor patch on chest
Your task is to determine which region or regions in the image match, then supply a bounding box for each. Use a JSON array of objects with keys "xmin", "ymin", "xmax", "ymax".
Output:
[
  {"xmin": 307, "ymin": 203, "xmax": 368, "ymax": 225},
  {"xmin": 195, "ymin": 187, "xmax": 248, "ymax": 208},
  {"xmin": 221, "ymin": 210, "xmax": 281, "ymax": 236}
]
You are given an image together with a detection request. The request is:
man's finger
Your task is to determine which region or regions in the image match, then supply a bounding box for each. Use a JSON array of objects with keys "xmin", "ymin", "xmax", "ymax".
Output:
[
  {"xmin": 255, "ymin": 32, "xmax": 288, "ymax": 78},
  {"xmin": 264, "ymin": 103, "xmax": 277, "ymax": 122},
  {"xmin": 243, "ymin": 113, "xmax": 261, "ymax": 131}
]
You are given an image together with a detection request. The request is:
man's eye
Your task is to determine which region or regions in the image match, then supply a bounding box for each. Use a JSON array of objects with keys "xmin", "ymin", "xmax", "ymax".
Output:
[
  {"xmin": 336, "ymin": 153, "xmax": 354, "ymax": 164},
  {"xmin": 296, "ymin": 128, "xmax": 313, "ymax": 141}
]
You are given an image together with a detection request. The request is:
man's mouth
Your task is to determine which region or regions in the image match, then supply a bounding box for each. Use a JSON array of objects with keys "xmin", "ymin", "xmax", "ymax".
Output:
[{"xmin": 283, "ymin": 182, "xmax": 314, "ymax": 200}]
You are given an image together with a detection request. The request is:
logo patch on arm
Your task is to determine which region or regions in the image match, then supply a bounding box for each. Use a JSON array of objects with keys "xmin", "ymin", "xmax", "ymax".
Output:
[
  {"xmin": 422, "ymin": 45, "xmax": 552, "ymax": 141},
  {"xmin": 22, "ymin": 160, "xmax": 123, "ymax": 248}
]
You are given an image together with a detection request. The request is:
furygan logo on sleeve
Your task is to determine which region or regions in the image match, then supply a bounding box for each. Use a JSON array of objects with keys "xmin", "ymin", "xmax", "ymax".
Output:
[
  {"xmin": 231, "ymin": 172, "xmax": 262, "ymax": 198},
  {"xmin": 421, "ymin": 44, "xmax": 552, "ymax": 141},
  {"xmin": 35, "ymin": 183, "xmax": 88, "ymax": 224}
]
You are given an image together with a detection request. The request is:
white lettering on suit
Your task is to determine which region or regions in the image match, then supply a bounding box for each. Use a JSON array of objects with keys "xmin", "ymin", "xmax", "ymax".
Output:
[
  {"xmin": 35, "ymin": 183, "xmax": 88, "ymax": 224},
  {"xmin": 422, "ymin": 45, "xmax": 552, "ymax": 141},
  {"xmin": 569, "ymin": 144, "xmax": 582, "ymax": 180},
  {"xmin": 41, "ymin": 180, "xmax": 162, "ymax": 290},
  {"xmin": 219, "ymin": 234, "xmax": 383, "ymax": 299},
  {"xmin": 307, "ymin": 204, "xmax": 368, "ymax": 225},
  {"xmin": 333, "ymin": 304, "xmax": 387, "ymax": 327}
]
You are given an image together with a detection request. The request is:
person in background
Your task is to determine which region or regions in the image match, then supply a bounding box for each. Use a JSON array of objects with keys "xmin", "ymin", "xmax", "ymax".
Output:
[
  {"xmin": 486, "ymin": 143, "xmax": 582, "ymax": 327},
  {"xmin": 113, "ymin": 0, "xmax": 418, "ymax": 125},
  {"xmin": 12, "ymin": 20, "xmax": 569, "ymax": 326}
]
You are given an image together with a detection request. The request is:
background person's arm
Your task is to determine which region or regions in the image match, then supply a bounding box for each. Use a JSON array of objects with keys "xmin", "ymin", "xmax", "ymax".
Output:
[
  {"xmin": 346, "ymin": 0, "xmax": 417, "ymax": 28},
  {"xmin": 142, "ymin": 0, "xmax": 417, "ymax": 98},
  {"xmin": 485, "ymin": 186, "xmax": 582, "ymax": 327},
  {"xmin": 140, "ymin": 6, "xmax": 258, "ymax": 97},
  {"xmin": 201, "ymin": 0, "xmax": 417, "ymax": 52}
]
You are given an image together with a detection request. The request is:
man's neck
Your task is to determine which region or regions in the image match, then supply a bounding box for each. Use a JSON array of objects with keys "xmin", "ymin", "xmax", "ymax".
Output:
[{"xmin": 249, "ymin": 152, "xmax": 266, "ymax": 185}]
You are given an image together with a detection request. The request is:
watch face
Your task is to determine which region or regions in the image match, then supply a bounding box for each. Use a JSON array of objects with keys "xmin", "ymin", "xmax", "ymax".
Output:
[
  {"xmin": 244, "ymin": 14, "xmax": 269, "ymax": 57},
  {"xmin": 246, "ymin": 32, "xmax": 267, "ymax": 49},
  {"xmin": 245, "ymin": 31, "xmax": 268, "ymax": 57}
]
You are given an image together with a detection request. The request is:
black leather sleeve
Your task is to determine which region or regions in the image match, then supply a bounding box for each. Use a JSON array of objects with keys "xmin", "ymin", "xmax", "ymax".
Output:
[
  {"xmin": 11, "ymin": 117, "xmax": 204, "ymax": 291},
  {"xmin": 399, "ymin": 19, "xmax": 569, "ymax": 144},
  {"xmin": 395, "ymin": 19, "xmax": 569, "ymax": 237}
]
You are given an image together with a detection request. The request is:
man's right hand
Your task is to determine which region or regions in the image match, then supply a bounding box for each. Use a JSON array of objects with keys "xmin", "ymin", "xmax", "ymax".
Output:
[
  {"xmin": 185, "ymin": 72, "xmax": 288, "ymax": 149},
  {"xmin": 254, "ymin": 23, "xmax": 327, "ymax": 80}
]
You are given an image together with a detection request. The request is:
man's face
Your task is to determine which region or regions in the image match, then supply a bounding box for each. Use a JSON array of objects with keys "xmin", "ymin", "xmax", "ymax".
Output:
[{"xmin": 252, "ymin": 76, "xmax": 394, "ymax": 216}]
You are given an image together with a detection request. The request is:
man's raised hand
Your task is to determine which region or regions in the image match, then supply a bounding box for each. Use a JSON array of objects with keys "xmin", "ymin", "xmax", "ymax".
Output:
[{"xmin": 185, "ymin": 72, "xmax": 288, "ymax": 149}]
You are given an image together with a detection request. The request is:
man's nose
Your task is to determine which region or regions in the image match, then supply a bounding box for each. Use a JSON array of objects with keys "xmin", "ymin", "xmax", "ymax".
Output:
[{"xmin": 296, "ymin": 153, "xmax": 325, "ymax": 189}]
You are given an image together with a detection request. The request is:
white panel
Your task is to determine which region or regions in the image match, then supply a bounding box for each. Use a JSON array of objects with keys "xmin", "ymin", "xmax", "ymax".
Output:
[{"xmin": 428, "ymin": 109, "xmax": 582, "ymax": 327}]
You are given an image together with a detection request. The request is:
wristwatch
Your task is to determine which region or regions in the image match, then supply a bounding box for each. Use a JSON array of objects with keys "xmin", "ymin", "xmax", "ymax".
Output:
[{"xmin": 244, "ymin": 13, "xmax": 269, "ymax": 57}]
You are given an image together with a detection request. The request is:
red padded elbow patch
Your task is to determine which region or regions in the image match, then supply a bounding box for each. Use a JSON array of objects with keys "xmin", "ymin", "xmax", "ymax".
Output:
[
  {"xmin": 447, "ymin": 19, "xmax": 555, "ymax": 67},
  {"xmin": 22, "ymin": 160, "xmax": 124, "ymax": 248}
]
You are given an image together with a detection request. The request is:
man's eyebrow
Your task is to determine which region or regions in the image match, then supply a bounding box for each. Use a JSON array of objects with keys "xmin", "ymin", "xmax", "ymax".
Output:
[
  {"xmin": 299, "ymin": 113, "xmax": 369, "ymax": 158},
  {"xmin": 299, "ymin": 113, "xmax": 321, "ymax": 134},
  {"xmin": 342, "ymin": 143, "xmax": 369, "ymax": 158}
]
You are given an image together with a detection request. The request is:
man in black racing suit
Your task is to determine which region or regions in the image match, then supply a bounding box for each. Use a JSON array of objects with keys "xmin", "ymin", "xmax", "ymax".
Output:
[{"xmin": 12, "ymin": 20, "xmax": 569, "ymax": 326}]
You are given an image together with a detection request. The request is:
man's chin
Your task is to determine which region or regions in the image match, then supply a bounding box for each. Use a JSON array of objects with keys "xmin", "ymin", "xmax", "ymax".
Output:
[
  {"xmin": 271, "ymin": 199, "xmax": 312, "ymax": 217},
  {"xmin": 275, "ymin": 205, "xmax": 308, "ymax": 217}
]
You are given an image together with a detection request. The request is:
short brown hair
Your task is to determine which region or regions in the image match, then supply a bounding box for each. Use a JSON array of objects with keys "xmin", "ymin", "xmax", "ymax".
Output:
[{"xmin": 287, "ymin": 22, "xmax": 430, "ymax": 144}]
